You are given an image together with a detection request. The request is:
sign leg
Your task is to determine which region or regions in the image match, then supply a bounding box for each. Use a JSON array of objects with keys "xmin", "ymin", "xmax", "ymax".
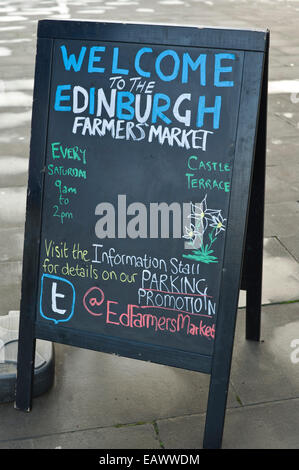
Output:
[
  {"xmin": 203, "ymin": 375, "xmax": 229, "ymax": 448},
  {"xmin": 243, "ymin": 147, "xmax": 265, "ymax": 341},
  {"xmin": 15, "ymin": 320, "xmax": 36, "ymax": 412},
  {"xmin": 242, "ymin": 50, "xmax": 268, "ymax": 341}
]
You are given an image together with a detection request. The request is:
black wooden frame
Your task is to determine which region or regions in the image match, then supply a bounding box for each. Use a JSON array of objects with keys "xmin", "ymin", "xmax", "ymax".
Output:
[{"xmin": 15, "ymin": 20, "xmax": 269, "ymax": 449}]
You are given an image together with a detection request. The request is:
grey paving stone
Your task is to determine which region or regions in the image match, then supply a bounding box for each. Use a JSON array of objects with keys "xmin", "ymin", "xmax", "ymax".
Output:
[
  {"xmin": 0, "ymin": 156, "xmax": 29, "ymax": 187},
  {"xmin": 157, "ymin": 398, "xmax": 299, "ymax": 449},
  {"xmin": 231, "ymin": 302, "xmax": 299, "ymax": 405},
  {"xmin": 154, "ymin": 302, "xmax": 299, "ymax": 448},
  {"xmin": 0, "ymin": 186, "xmax": 26, "ymax": 228},
  {"xmin": 0, "ymin": 342, "xmax": 239, "ymax": 442},
  {"xmin": 0, "ymin": 141, "xmax": 30, "ymax": 160},
  {"xmin": 0, "ymin": 228, "xmax": 24, "ymax": 262},
  {"xmin": 265, "ymin": 164, "xmax": 299, "ymax": 204},
  {"xmin": 279, "ymin": 235, "xmax": 299, "ymax": 262},
  {"xmin": 266, "ymin": 135, "xmax": 299, "ymax": 167},
  {"xmin": 0, "ymin": 64, "xmax": 35, "ymax": 82},
  {"xmin": 0, "ymin": 422, "xmax": 160, "ymax": 449},
  {"xmin": 267, "ymin": 114, "xmax": 299, "ymax": 140},
  {"xmin": 222, "ymin": 399, "xmax": 299, "ymax": 449},
  {"xmin": 265, "ymin": 201, "xmax": 299, "ymax": 239},
  {"xmin": 239, "ymin": 237, "xmax": 299, "ymax": 307},
  {"xmin": 157, "ymin": 414, "xmax": 206, "ymax": 449},
  {"xmin": 0, "ymin": 261, "xmax": 22, "ymax": 315},
  {"xmin": 268, "ymin": 92, "xmax": 299, "ymax": 112}
]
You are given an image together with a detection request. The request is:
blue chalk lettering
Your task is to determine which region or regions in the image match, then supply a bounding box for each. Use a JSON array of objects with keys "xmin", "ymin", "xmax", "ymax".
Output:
[
  {"xmin": 135, "ymin": 47, "xmax": 152, "ymax": 78},
  {"xmin": 54, "ymin": 85, "xmax": 71, "ymax": 112},
  {"xmin": 152, "ymin": 93, "xmax": 171, "ymax": 124},
  {"xmin": 116, "ymin": 91, "xmax": 135, "ymax": 120},
  {"xmin": 89, "ymin": 87, "xmax": 95, "ymax": 114},
  {"xmin": 155, "ymin": 50, "xmax": 180, "ymax": 82},
  {"xmin": 214, "ymin": 53, "xmax": 235, "ymax": 87},
  {"xmin": 112, "ymin": 47, "xmax": 129, "ymax": 75},
  {"xmin": 60, "ymin": 45, "xmax": 86, "ymax": 72},
  {"xmin": 196, "ymin": 95, "xmax": 221, "ymax": 129},
  {"xmin": 88, "ymin": 46, "xmax": 105, "ymax": 73},
  {"xmin": 182, "ymin": 53, "xmax": 206, "ymax": 85}
]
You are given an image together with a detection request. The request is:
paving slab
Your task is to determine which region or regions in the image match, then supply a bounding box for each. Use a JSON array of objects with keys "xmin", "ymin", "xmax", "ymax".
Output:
[
  {"xmin": 0, "ymin": 186, "xmax": 26, "ymax": 228},
  {"xmin": 265, "ymin": 164, "xmax": 299, "ymax": 204},
  {"xmin": 157, "ymin": 301, "xmax": 299, "ymax": 449},
  {"xmin": 264, "ymin": 202, "xmax": 299, "ymax": 238},
  {"xmin": 157, "ymin": 398, "xmax": 299, "ymax": 449},
  {"xmin": 231, "ymin": 302, "xmax": 299, "ymax": 406},
  {"xmin": 0, "ymin": 156, "xmax": 29, "ymax": 187},
  {"xmin": 0, "ymin": 261, "xmax": 22, "ymax": 314},
  {"xmin": 279, "ymin": 235, "xmax": 299, "ymax": 263},
  {"xmin": 0, "ymin": 422, "xmax": 160, "ymax": 449},
  {"xmin": 238, "ymin": 237, "xmax": 299, "ymax": 307},
  {"xmin": 261, "ymin": 238, "xmax": 299, "ymax": 304},
  {"xmin": 0, "ymin": 340, "xmax": 240, "ymax": 443},
  {"xmin": 0, "ymin": 141, "xmax": 30, "ymax": 160},
  {"xmin": 0, "ymin": 228, "xmax": 24, "ymax": 263},
  {"xmin": 266, "ymin": 134, "xmax": 299, "ymax": 169},
  {"xmin": 267, "ymin": 113, "xmax": 299, "ymax": 141}
]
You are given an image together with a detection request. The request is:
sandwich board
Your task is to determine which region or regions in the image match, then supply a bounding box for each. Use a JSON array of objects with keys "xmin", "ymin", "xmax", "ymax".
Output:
[{"xmin": 15, "ymin": 20, "xmax": 269, "ymax": 449}]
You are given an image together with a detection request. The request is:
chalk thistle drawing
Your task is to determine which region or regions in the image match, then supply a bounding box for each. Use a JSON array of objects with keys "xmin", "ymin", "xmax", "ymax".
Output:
[{"xmin": 182, "ymin": 195, "xmax": 226, "ymax": 264}]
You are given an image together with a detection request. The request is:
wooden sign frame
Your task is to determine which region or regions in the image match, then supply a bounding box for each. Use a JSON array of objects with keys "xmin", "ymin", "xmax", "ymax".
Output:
[{"xmin": 15, "ymin": 20, "xmax": 269, "ymax": 449}]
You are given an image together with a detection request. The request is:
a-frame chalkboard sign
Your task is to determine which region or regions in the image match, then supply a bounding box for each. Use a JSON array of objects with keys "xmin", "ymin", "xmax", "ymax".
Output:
[{"xmin": 15, "ymin": 20, "xmax": 269, "ymax": 449}]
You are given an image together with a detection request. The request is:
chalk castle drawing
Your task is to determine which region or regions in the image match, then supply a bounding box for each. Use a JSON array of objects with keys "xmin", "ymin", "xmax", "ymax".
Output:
[{"xmin": 182, "ymin": 195, "xmax": 226, "ymax": 264}]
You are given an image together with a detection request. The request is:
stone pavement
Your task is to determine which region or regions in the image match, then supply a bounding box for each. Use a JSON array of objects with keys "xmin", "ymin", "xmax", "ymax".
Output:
[{"xmin": 0, "ymin": 0, "xmax": 298, "ymax": 450}]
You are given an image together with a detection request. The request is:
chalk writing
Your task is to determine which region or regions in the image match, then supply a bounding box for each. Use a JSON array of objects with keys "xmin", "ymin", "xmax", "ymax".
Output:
[
  {"xmin": 83, "ymin": 286, "xmax": 105, "ymax": 316},
  {"xmin": 53, "ymin": 44, "xmax": 236, "ymax": 151},
  {"xmin": 37, "ymin": 33, "xmax": 243, "ymax": 356},
  {"xmin": 92, "ymin": 244, "xmax": 204, "ymax": 275},
  {"xmin": 47, "ymin": 164, "xmax": 87, "ymax": 179},
  {"xmin": 51, "ymin": 142, "xmax": 87, "ymax": 164},
  {"xmin": 41, "ymin": 240, "xmax": 99, "ymax": 280},
  {"xmin": 48, "ymin": 142, "xmax": 88, "ymax": 223},
  {"xmin": 59, "ymin": 45, "xmax": 235, "ymax": 87},
  {"xmin": 87, "ymin": 296, "xmax": 216, "ymax": 339},
  {"xmin": 186, "ymin": 155, "xmax": 231, "ymax": 192},
  {"xmin": 52, "ymin": 205, "xmax": 73, "ymax": 224}
]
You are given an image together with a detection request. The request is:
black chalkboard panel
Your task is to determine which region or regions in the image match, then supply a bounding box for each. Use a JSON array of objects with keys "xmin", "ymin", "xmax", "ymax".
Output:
[
  {"xmin": 16, "ymin": 20, "xmax": 269, "ymax": 448},
  {"xmin": 37, "ymin": 37, "xmax": 244, "ymax": 360}
]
